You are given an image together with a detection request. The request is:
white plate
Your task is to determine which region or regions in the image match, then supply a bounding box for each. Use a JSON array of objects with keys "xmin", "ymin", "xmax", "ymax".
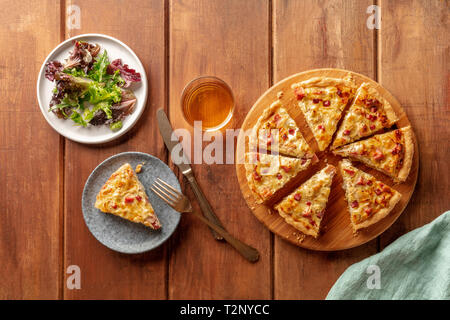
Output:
[{"xmin": 36, "ymin": 34, "xmax": 148, "ymax": 144}]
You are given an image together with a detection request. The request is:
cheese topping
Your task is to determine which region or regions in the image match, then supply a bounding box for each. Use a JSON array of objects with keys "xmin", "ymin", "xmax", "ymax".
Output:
[
  {"xmin": 252, "ymin": 101, "xmax": 314, "ymax": 158},
  {"xmin": 275, "ymin": 165, "xmax": 336, "ymax": 237},
  {"xmin": 334, "ymin": 127, "xmax": 409, "ymax": 179},
  {"xmin": 292, "ymin": 77, "xmax": 356, "ymax": 150},
  {"xmin": 245, "ymin": 152, "xmax": 312, "ymax": 203},
  {"xmin": 95, "ymin": 163, "xmax": 161, "ymax": 229},
  {"xmin": 340, "ymin": 160, "xmax": 399, "ymax": 226},
  {"xmin": 333, "ymin": 83, "xmax": 398, "ymax": 148}
]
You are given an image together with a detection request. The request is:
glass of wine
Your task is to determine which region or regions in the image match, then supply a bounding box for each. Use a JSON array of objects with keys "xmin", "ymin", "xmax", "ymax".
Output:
[{"xmin": 181, "ymin": 76, "xmax": 235, "ymax": 132}]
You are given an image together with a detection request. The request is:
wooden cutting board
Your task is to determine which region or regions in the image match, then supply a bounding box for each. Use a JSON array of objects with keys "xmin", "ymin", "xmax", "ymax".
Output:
[{"xmin": 235, "ymin": 68, "xmax": 419, "ymax": 251}]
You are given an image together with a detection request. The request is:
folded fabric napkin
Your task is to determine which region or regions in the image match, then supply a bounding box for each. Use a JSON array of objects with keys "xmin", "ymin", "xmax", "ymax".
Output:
[{"xmin": 326, "ymin": 211, "xmax": 450, "ymax": 300}]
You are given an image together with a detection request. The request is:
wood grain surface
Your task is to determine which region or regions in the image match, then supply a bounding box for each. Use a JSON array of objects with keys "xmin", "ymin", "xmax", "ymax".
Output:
[
  {"xmin": 272, "ymin": 0, "xmax": 380, "ymax": 299},
  {"xmin": 0, "ymin": 0, "xmax": 62, "ymax": 299},
  {"xmin": 235, "ymin": 68, "xmax": 419, "ymax": 251},
  {"xmin": 0, "ymin": 0, "xmax": 447, "ymax": 299},
  {"xmin": 63, "ymin": 0, "xmax": 167, "ymax": 299},
  {"xmin": 168, "ymin": 0, "xmax": 272, "ymax": 299}
]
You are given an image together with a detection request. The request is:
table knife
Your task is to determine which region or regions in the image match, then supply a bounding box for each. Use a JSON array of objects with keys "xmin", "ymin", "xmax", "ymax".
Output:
[{"xmin": 156, "ymin": 108, "xmax": 225, "ymax": 240}]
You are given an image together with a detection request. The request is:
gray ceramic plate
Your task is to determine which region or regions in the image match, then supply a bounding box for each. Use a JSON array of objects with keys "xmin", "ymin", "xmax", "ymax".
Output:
[{"xmin": 82, "ymin": 152, "xmax": 181, "ymax": 254}]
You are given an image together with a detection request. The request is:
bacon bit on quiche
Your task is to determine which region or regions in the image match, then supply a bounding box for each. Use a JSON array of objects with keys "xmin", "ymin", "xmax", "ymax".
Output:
[
  {"xmin": 294, "ymin": 87, "xmax": 305, "ymax": 100},
  {"xmin": 288, "ymin": 128, "xmax": 295, "ymax": 135},
  {"xmin": 365, "ymin": 207, "xmax": 373, "ymax": 215},
  {"xmin": 301, "ymin": 159, "xmax": 307, "ymax": 165},
  {"xmin": 294, "ymin": 193, "xmax": 302, "ymax": 201},
  {"xmin": 336, "ymin": 88, "xmax": 343, "ymax": 97},
  {"xmin": 344, "ymin": 168, "xmax": 355, "ymax": 176},
  {"xmin": 323, "ymin": 100, "xmax": 331, "ymax": 106},
  {"xmin": 343, "ymin": 129, "xmax": 351, "ymax": 135},
  {"xmin": 366, "ymin": 180, "xmax": 373, "ymax": 186},
  {"xmin": 273, "ymin": 114, "xmax": 281, "ymax": 122},
  {"xmin": 360, "ymin": 124, "xmax": 368, "ymax": 134},
  {"xmin": 392, "ymin": 143, "xmax": 403, "ymax": 155},
  {"xmin": 395, "ymin": 129, "xmax": 402, "ymax": 139},
  {"xmin": 351, "ymin": 200, "xmax": 359, "ymax": 208},
  {"xmin": 313, "ymin": 98, "xmax": 320, "ymax": 104},
  {"xmin": 111, "ymin": 204, "xmax": 118, "ymax": 209},
  {"xmin": 370, "ymin": 106, "xmax": 378, "ymax": 113},
  {"xmin": 317, "ymin": 209, "xmax": 325, "ymax": 219},
  {"xmin": 281, "ymin": 165, "xmax": 291, "ymax": 173},
  {"xmin": 356, "ymin": 176, "xmax": 366, "ymax": 185},
  {"xmin": 253, "ymin": 171, "xmax": 261, "ymax": 181},
  {"xmin": 125, "ymin": 197, "xmax": 134, "ymax": 203},
  {"xmin": 306, "ymin": 201, "xmax": 312, "ymax": 206},
  {"xmin": 136, "ymin": 195, "xmax": 142, "ymax": 202},
  {"xmin": 276, "ymin": 173, "xmax": 283, "ymax": 180},
  {"xmin": 282, "ymin": 133, "xmax": 288, "ymax": 140},
  {"xmin": 373, "ymin": 149, "xmax": 385, "ymax": 161},
  {"xmin": 375, "ymin": 188, "xmax": 382, "ymax": 195},
  {"xmin": 318, "ymin": 125, "xmax": 324, "ymax": 130},
  {"xmin": 370, "ymin": 124, "xmax": 376, "ymax": 130},
  {"xmin": 302, "ymin": 210, "xmax": 311, "ymax": 218}
]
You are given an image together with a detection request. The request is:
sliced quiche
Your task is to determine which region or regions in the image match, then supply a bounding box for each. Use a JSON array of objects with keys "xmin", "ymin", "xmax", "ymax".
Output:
[
  {"xmin": 291, "ymin": 75, "xmax": 357, "ymax": 150},
  {"xmin": 339, "ymin": 159, "xmax": 401, "ymax": 232},
  {"xmin": 95, "ymin": 163, "xmax": 161, "ymax": 230},
  {"xmin": 334, "ymin": 126, "xmax": 414, "ymax": 182},
  {"xmin": 332, "ymin": 82, "xmax": 398, "ymax": 149},
  {"xmin": 245, "ymin": 152, "xmax": 315, "ymax": 204},
  {"xmin": 274, "ymin": 165, "xmax": 336, "ymax": 238},
  {"xmin": 250, "ymin": 99, "xmax": 315, "ymax": 159}
]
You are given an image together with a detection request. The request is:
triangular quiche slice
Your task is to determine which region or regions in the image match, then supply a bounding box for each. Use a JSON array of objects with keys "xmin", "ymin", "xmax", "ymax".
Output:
[
  {"xmin": 249, "ymin": 99, "xmax": 315, "ymax": 159},
  {"xmin": 291, "ymin": 75, "xmax": 357, "ymax": 150},
  {"xmin": 95, "ymin": 163, "xmax": 161, "ymax": 230},
  {"xmin": 245, "ymin": 152, "xmax": 315, "ymax": 204},
  {"xmin": 339, "ymin": 160, "xmax": 401, "ymax": 232},
  {"xmin": 274, "ymin": 165, "xmax": 336, "ymax": 238},
  {"xmin": 334, "ymin": 126, "xmax": 414, "ymax": 182},
  {"xmin": 332, "ymin": 82, "xmax": 398, "ymax": 149}
]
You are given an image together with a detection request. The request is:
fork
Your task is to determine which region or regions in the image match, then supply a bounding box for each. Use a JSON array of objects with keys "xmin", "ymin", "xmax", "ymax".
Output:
[{"xmin": 151, "ymin": 178, "xmax": 260, "ymax": 263}]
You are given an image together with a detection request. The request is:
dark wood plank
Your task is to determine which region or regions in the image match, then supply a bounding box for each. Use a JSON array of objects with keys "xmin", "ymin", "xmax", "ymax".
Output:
[
  {"xmin": 168, "ymin": 0, "xmax": 272, "ymax": 299},
  {"xmin": 63, "ymin": 0, "xmax": 167, "ymax": 299},
  {"xmin": 379, "ymin": 0, "xmax": 449, "ymax": 247},
  {"xmin": 0, "ymin": 0, "xmax": 62, "ymax": 299},
  {"xmin": 273, "ymin": 0, "xmax": 378, "ymax": 299}
]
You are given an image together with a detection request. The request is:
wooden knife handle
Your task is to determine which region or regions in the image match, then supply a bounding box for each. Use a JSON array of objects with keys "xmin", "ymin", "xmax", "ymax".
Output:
[{"xmin": 186, "ymin": 172, "xmax": 225, "ymax": 241}]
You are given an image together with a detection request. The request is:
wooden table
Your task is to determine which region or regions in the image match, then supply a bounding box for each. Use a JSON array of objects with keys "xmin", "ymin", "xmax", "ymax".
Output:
[{"xmin": 1, "ymin": 0, "xmax": 448, "ymax": 300}]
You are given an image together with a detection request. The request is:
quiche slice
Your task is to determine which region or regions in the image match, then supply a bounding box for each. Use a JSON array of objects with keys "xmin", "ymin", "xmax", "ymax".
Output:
[
  {"xmin": 339, "ymin": 160, "xmax": 401, "ymax": 232},
  {"xmin": 334, "ymin": 126, "xmax": 414, "ymax": 182},
  {"xmin": 274, "ymin": 165, "xmax": 336, "ymax": 238},
  {"xmin": 332, "ymin": 82, "xmax": 398, "ymax": 149},
  {"xmin": 245, "ymin": 152, "xmax": 315, "ymax": 204},
  {"xmin": 95, "ymin": 163, "xmax": 161, "ymax": 230},
  {"xmin": 249, "ymin": 99, "xmax": 315, "ymax": 159},
  {"xmin": 291, "ymin": 75, "xmax": 357, "ymax": 150}
]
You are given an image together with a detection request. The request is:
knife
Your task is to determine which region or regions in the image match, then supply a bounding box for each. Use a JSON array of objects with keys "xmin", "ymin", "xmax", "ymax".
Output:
[{"xmin": 157, "ymin": 108, "xmax": 225, "ymax": 240}]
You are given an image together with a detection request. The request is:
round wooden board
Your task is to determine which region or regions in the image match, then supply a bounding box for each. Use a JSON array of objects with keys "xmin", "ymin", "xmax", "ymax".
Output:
[{"xmin": 235, "ymin": 68, "xmax": 419, "ymax": 251}]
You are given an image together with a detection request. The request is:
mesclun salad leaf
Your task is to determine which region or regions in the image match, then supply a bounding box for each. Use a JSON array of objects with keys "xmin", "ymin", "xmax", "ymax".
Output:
[{"xmin": 44, "ymin": 40, "xmax": 141, "ymax": 131}]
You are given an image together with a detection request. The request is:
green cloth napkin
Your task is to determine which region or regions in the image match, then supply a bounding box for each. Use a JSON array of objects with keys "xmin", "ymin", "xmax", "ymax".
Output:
[{"xmin": 326, "ymin": 211, "xmax": 450, "ymax": 300}]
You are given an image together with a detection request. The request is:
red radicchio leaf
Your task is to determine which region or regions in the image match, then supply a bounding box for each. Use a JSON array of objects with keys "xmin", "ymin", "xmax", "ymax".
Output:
[
  {"xmin": 45, "ymin": 61, "xmax": 63, "ymax": 81},
  {"xmin": 107, "ymin": 59, "xmax": 141, "ymax": 87}
]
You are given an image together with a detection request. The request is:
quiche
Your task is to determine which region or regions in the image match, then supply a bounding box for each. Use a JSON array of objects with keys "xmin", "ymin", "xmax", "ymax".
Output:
[
  {"xmin": 339, "ymin": 160, "xmax": 401, "ymax": 232},
  {"xmin": 274, "ymin": 165, "xmax": 336, "ymax": 238},
  {"xmin": 95, "ymin": 163, "xmax": 161, "ymax": 230},
  {"xmin": 291, "ymin": 75, "xmax": 357, "ymax": 150},
  {"xmin": 245, "ymin": 152, "xmax": 315, "ymax": 204},
  {"xmin": 250, "ymin": 99, "xmax": 315, "ymax": 159},
  {"xmin": 334, "ymin": 126, "xmax": 414, "ymax": 182},
  {"xmin": 332, "ymin": 82, "xmax": 398, "ymax": 149}
]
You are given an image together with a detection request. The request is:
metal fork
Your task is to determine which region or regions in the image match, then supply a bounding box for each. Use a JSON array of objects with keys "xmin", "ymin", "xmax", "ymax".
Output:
[{"xmin": 151, "ymin": 178, "xmax": 260, "ymax": 263}]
